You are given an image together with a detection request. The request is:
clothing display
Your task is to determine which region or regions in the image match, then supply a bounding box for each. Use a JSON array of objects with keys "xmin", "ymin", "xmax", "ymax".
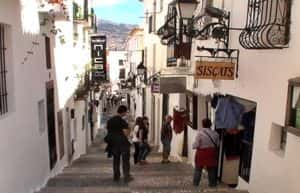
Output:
[
  {"xmin": 173, "ymin": 108, "xmax": 187, "ymax": 134},
  {"xmin": 224, "ymin": 129, "xmax": 242, "ymax": 160},
  {"xmin": 215, "ymin": 97, "xmax": 245, "ymax": 129}
]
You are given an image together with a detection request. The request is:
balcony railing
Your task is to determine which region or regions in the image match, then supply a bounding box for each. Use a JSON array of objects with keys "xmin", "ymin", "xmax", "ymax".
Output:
[
  {"xmin": 73, "ymin": 0, "xmax": 88, "ymax": 21},
  {"xmin": 239, "ymin": 0, "xmax": 292, "ymax": 49}
]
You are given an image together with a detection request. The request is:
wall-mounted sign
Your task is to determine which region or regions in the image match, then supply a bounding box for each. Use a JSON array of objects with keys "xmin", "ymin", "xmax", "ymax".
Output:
[
  {"xmin": 91, "ymin": 35, "xmax": 107, "ymax": 82},
  {"xmin": 151, "ymin": 79, "xmax": 160, "ymax": 93},
  {"xmin": 159, "ymin": 77, "xmax": 186, "ymax": 93},
  {"xmin": 195, "ymin": 61, "xmax": 235, "ymax": 80}
]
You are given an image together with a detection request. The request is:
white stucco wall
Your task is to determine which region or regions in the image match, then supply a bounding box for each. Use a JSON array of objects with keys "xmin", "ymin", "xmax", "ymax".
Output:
[
  {"xmin": 188, "ymin": 1, "xmax": 300, "ymax": 193},
  {"xmin": 0, "ymin": 1, "xmax": 52, "ymax": 193},
  {"xmin": 142, "ymin": 0, "xmax": 300, "ymax": 193},
  {"xmin": 0, "ymin": 1, "xmax": 92, "ymax": 193},
  {"xmin": 107, "ymin": 51, "xmax": 127, "ymax": 89}
]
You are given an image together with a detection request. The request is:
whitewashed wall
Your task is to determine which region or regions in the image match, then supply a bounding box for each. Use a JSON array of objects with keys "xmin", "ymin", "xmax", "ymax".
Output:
[
  {"xmin": 0, "ymin": 1, "xmax": 52, "ymax": 193},
  {"xmin": 0, "ymin": 1, "xmax": 91, "ymax": 193},
  {"xmin": 189, "ymin": 0, "xmax": 300, "ymax": 193},
  {"xmin": 143, "ymin": 0, "xmax": 300, "ymax": 193}
]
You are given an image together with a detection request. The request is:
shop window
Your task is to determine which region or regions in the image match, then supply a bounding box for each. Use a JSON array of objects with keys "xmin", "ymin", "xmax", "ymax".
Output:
[{"xmin": 285, "ymin": 77, "xmax": 300, "ymax": 137}]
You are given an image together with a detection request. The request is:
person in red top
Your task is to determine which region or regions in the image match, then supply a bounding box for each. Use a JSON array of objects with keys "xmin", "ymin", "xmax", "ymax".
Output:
[{"xmin": 192, "ymin": 118, "xmax": 219, "ymax": 187}]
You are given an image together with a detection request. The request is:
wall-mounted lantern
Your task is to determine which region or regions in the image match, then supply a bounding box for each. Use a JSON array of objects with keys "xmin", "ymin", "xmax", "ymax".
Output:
[
  {"xmin": 157, "ymin": 0, "xmax": 292, "ymax": 49},
  {"xmin": 175, "ymin": 0, "xmax": 198, "ymax": 19},
  {"xmin": 136, "ymin": 62, "xmax": 147, "ymax": 84}
]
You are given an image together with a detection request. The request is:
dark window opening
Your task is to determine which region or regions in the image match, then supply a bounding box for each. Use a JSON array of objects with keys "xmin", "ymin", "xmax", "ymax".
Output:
[
  {"xmin": 119, "ymin": 69, "xmax": 126, "ymax": 79},
  {"xmin": 46, "ymin": 81, "xmax": 57, "ymax": 169},
  {"xmin": 45, "ymin": 36, "xmax": 51, "ymax": 69},
  {"xmin": 0, "ymin": 23, "xmax": 8, "ymax": 115}
]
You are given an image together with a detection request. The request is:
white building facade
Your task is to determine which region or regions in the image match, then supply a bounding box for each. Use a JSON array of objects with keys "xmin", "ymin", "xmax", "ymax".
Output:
[
  {"xmin": 126, "ymin": 28, "xmax": 144, "ymax": 117},
  {"xmin": 0, "ymin": 1, "xmax": 98, "ymax": 193},
  {"xmin": 141, "ymin": 0, "xmax": 300, "ymax": 193}
]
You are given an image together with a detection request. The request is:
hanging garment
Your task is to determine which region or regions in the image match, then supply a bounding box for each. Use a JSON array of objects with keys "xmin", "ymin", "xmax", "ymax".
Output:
[
  {"xmin": 173, "ymin": 108, "xmax": 187, "ymax": 134},
  {"xmin": 224, "ymin": 129, "xmax": 242, "ymax": 160},
  {"xmin": 215, "ymin": 97, "xmax": 245, "ymax": 129}
]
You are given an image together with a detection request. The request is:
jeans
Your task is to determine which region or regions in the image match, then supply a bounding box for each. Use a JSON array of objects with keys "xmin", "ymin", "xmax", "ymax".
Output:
[
  {"xmin": 133, "ymin": 142, "xmax": 140, "ymax": 164},
  {"xmin": 138, "ymin": 143, "xmax": 150, "ymax": 161},
  {"xmin": 162, "ymin": 140, "xmax": 171, "ymax": 160},
  {"xmin": 112, "ymin": 147, "xmax": 130, "ymax": 180},
  {"xmin": 193, "ymin": 167, "xmax": 217, "ymax": 187}
]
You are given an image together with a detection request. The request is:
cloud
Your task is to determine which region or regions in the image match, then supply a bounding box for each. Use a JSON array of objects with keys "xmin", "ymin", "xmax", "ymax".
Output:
[{"xmin": 93, "ymin": 0, "xmax": 127, "ymax": 7}]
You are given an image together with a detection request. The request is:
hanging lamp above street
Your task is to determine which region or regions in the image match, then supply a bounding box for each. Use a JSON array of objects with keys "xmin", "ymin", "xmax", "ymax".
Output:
[
  {"xmin": 137, "ymin": 62, "xmax": 146, "ymax": 76},
  {"xmin": 175, "ymin": 0, "xmax": 198, "ymax": 19}
]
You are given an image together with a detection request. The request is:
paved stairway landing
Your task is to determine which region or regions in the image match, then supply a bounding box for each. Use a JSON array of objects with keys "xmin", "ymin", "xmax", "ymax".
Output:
[{"xmin": 36, "ymin": 132, "xmax": 248, "ymax": 193}]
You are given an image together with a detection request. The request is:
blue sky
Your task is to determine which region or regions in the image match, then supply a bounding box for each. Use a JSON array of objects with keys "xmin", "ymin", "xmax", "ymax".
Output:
[{"xmin": 94, "ymin": 0, "xmax": 144, "ymax": 25}]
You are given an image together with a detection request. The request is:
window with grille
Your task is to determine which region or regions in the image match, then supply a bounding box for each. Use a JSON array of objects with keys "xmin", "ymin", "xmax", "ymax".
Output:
[{"xmin": 0, "ymin": 23, "xmax": 8, "ymax": 115}]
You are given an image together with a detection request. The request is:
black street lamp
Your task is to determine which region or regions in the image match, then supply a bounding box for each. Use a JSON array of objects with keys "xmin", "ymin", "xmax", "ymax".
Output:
[
  {"xmin": 137, "ymin": 62, "xmax": 146, "ymax": 77},
  {"xmin": 175, "ymin": 0, "xmax": 198, "ymax": 19}
]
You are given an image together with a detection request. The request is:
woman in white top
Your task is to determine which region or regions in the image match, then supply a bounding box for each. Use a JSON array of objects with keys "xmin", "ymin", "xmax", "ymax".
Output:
[{"xmin": 132, "ymin": 117, "xmax": 142, "ymax": 164}]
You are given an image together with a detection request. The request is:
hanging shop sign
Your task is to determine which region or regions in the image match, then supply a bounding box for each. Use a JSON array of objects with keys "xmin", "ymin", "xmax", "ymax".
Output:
[
  {"xmin": 151, "ymin": 78, "xmax": 160, "ymax": 93},
  {"xmin": 91, "ymin": 35, "xmax": 107, "ymax": 82},
  {"xmin": 195, "ymin": 61, "xmax": 235, "ymax": 80},
  {"xmin": 159, "ymin": 77, "xmax": 186, "ymax": 93}
]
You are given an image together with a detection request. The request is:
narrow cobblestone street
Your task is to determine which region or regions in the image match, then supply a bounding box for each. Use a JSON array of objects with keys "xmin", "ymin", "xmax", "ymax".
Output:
[{"xmin": 35, "ymin": 130, "xmax": 248, "ymax": 193}]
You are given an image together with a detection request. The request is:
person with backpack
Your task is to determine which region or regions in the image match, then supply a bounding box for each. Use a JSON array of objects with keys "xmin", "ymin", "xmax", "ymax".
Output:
[
  {"xmin": 105, "ymin": 105, "xmax": 133, "ymax": 183},
  {"xmin": 192, "ymin": 118, "xmax": 220, "ymax": 187}
]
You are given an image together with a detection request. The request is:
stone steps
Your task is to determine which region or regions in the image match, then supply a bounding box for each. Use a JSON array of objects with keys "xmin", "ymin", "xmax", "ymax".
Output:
[{"xmin": 35, "ymin": 129, "xmax": 249, "ymax": 193}]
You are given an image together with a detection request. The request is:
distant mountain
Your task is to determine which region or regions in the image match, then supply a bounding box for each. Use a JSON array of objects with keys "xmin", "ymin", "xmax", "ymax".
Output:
[{"xmin": 97, "ymin": 19, "xmax": 138, "ymax": 51}]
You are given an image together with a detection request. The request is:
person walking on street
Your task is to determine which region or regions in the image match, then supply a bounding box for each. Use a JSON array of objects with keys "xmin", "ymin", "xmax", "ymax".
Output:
[
  {"xmin": 161, "ymin": 115, "xmax": 173, "ymax": 164},
  {"xmin": 138, "ymin": 116, "xmax": 150, "ymax": 164},
  {"xmin": 105, "ymin": 105, "xmax": 133, "ymax": 183},
  {"xmin": 132, "ymin": 117, "xmax": 142, "ymax": 164},
  {"xmin": 192, "ymin": 118, "xmax": 219, "ymax": 187}
]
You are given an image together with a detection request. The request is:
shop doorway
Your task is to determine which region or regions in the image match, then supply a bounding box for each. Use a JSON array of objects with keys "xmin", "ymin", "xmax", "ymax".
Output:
[
  {"xmin": 182, "ymin": 125, "xmax": 188, "ymax": 157},
  {"xmin": 46, "ymin": 81, "xmax": 57, "ymax": 170},
  {"xmin": 151, "ymin": 95, "xmax": 156, "ymax": 143},
  {"xmin": 162, "ymin": 94, "xmax": 169, "ymax": 120},
  {"xmin": 216, "ymin": 96, "xmax": 256, "ymax": 185}
]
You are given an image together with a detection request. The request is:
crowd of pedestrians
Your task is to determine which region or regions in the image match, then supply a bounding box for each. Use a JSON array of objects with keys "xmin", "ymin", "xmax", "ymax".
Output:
[{"xmin": 104, "ymin": 105, "xmax": 220, "ymax": 189}]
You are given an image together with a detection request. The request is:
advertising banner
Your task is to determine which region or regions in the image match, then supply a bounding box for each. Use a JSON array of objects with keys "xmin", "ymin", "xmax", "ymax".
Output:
[{"xmin": 91, "ymin": 35, "xmax": 107, "ymax": 82}]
